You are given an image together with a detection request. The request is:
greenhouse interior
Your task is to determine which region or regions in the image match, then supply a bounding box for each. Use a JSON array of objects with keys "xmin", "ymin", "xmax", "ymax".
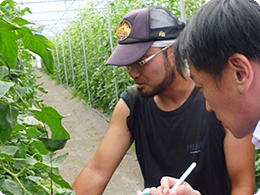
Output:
[{"xmin": 0, "ymin": 0, "xmax": 260, "ymax": 194}]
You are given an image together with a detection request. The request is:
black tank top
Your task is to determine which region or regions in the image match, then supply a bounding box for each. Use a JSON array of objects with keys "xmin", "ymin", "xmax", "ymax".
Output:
[{"xmin": 121, "ymin": 86, "xmax": 231, "ymax": 195}]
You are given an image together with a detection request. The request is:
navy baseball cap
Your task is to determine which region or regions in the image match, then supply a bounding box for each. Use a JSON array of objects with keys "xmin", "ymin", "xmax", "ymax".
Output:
[{"xmin": 106, "ymin": 6, "xmax": 185, "ymax": 66}]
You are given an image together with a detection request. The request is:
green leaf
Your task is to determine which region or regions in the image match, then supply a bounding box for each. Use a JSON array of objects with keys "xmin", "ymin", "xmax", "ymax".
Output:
[
  {"xmin": 13, "ymin": 158, "xmax": 26, "ymax": 169},
  {"xmin": 26, "ymin": 156, "xmax": 38, "ymax": 166},
  {"xmin": 42, "ymin": 153, "xmax": 68, "ymax": 167},
  {"xmin": 0, "ymin": 19, "xmax": 17, "ymax": 31},
  {"xmin": 35, "ymin": 162, "xmax": 72, "ymax": 189},
  {"xmin": 39, "ymin": 164, "xmax": 72, "ymax": 189},
  {"xmin": 51, "ymin": 168, "xmax": 72, "ymax": 189},
  {"xmin": 0, "ymin": 145, "xmax": 18, "ymax": 155},
  {"xmin": 0, "ymin": 178, "xmax": 23, "ymax": 195},
  {"xmin": 59, "ymin": 190, "xmax": 76, "ymax": 195},
  {"xmin": 20, "ymin": 7, "xmax": 32, "ymax": 16},
  {"xmin": 22, "ymin": 30, "xmax": 54, "ymax": 73},
  {"xmin": 20, "ymin": 115, "xmax": 39, "ymax": 126},
  {"xmin": 0, "ymin": 153, "xmax": 14, "ymax": 161},
  {"xmin": 15, "ymin": 28, "xmax": 25, "ymax": 39},
  {"xmin": 13, "ymin": 124, "xmax": 25, "ymax": 134},
  {"xmin": 0, "ymin": 66, "xmax": 9, "ymax": 79},
  {"xmin": 0, "ymin": 1, "xmax": 7, "ymax": 6},
  {"xmin": 6, "ymin": 0, "xmax": 16, "ymax": 7},
  {"xmin": 34, "ymin": 34, "xmax": 55, "ymax": 49},
  {"xmin": 20, "ymin": 177, "xmax": 43, "ymax": 194},
  {"xmin": 25, "ymin": 127, "xmax": 42, "ymax": 138},
  {"xmin": 14, "ymin": 142, "xmax": 27, "ymax": 158},
  {"xmin": 0, "ymin": 29, "xmax": 18, "ymax": 69},
  {"xmin": 13, "ymin": 17, "xmax": 34, "ymax": 26},
  {"xmin": 28, "ymin": 176, "xmax": 41, "ymax": 183},
  {"xmin": 31, "ymin": 140, "xmax": 49, "ymax": 155},
  {"xmin": 39, "ymin": 138, "xmax": 68, "ymax": 152},
  {"xmin": 14, "ymin": 85, "xmax": 27, "ymax": 97},
  {"xmin": 0, "ymin": 102, "xmax": 19, "ymax": 143},
  {"xmin": 32, "ymin": 106, "xmax": 70, "ymax": 140},
  {"xmin": 38, "ymin": 87, "xmax": 48, "ymax": 94},
  {"xmin": 0, "ymin": 80, "xmax": 15, "ymax": 98}
]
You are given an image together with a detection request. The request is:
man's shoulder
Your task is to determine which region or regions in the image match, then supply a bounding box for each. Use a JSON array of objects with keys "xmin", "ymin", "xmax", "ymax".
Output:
[
  {"xmin": 121, "ymin": 85, "xmax": 139, "ymax": 99},
  {"xmin": 126, "ymin": 85, "xmax": 138, "ymax": 94},
  {"xmin": 120, "ymin": 85, "xmax": 151, "ymax": 111}
]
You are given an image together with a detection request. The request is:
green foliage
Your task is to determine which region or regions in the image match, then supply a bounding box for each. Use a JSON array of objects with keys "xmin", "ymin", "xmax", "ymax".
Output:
[
  {"xmin": 0, "ymin": 0, "xmax": 54, "ymax": 73},
  {"xmin": 256, "ymin": 147, "xmax": 260, "ymax": 192},
  {"xmin": 0, "ymin": 101, "xmax": 19, "ymax": 143},
  {"xmin": 32, "ymin": 107, "xmax": 70, "ymax": 151},
  {"xmin": 0, "ymin": 0, "xmax": 74, "ymax": 194}
]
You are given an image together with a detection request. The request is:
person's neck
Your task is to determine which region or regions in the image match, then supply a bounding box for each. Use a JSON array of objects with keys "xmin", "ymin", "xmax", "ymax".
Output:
[{"xmin": 154, "ymin": 73, "xmax": 195, "ymax": 112}]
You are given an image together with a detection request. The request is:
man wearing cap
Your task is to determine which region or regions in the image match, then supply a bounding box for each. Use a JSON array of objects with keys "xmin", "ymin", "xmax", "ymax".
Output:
[
  {"xmin": 146, "ymin": 0, "xmax": 260, "ymax": 195},
  {"xmin": 72, "ymin": 6, "xmax": 255, "ymax": 195}
]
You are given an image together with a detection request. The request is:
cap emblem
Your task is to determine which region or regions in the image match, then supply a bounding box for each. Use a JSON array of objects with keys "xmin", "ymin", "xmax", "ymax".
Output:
[
  {"xmin": 159, "ymin": 31, "xmax": 166, "ymax": 37},
  {"xmin": 116, "ymin": 20, "xmax": 132, "ymax": 41}
]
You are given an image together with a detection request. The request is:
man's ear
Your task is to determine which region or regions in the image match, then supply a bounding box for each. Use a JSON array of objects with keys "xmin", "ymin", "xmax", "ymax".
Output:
[
  {"xmin": 168, "ymin": 45, "xmax": 174, "ymax": 58},
  {"xmin": 167, "ymin": 46, "xmax": 175, "ymax": 65},
  {"xmin": 227, "ymin": 54, "xmax": 254, "ymax": 94}
]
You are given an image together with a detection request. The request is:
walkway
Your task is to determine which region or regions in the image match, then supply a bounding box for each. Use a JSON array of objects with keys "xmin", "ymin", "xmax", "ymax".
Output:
[{"xmin": 36, "ymin": 70, "xmax": 143, "ymax": 195}]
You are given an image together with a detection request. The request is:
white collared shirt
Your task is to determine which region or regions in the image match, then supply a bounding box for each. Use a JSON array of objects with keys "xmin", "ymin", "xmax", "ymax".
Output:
[{"xmin": 252, "ymin": 119, "xmax": 260, "ymax": 148}]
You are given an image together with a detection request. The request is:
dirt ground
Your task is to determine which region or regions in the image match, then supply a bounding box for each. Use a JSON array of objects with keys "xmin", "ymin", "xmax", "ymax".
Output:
[{"xmin": 35, "ymin": 70, "xmax": 143, "ymax": 195}]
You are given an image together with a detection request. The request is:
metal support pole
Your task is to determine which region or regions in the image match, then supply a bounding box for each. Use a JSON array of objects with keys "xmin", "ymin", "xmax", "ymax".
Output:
[
  {"xmin": 60, "ymin": 31, "xmax": 69, "ymax": 89},
  {"xmin": 180, "ymin": 0, "xmax": 186, "ymax": 22},
  {"xmin": 64, "ymin": 0, "xmax": 76, "ymax": 90},
  {"xmin": 54, "ymin": 36, "xmax": 62, "ymax": 84},
  {"xmin": 52, "ymin": 49, "xmax": 56, "ymax": 70},
  {"xmin": 106, "ymin": 0, "xmax": 119, "ymax": 102},
  {"xmin": 77, "ymin": 0, "xmax": 92, "ymax": 105}
]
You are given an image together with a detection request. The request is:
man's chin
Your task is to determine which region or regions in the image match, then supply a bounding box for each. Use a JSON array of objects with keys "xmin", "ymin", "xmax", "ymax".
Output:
[
  {"xmin": 137, "ymin": 88, "xmax": 154, "ymax": 98},
  {"xmin": 228, "ymin": 126, "xmax": 252, "ymax": 139}
]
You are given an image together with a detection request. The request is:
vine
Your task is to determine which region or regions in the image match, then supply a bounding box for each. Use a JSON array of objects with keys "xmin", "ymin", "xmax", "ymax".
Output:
[{"xmin": 0, "ymin": 0, "xmax": 74, "ymax": 194}]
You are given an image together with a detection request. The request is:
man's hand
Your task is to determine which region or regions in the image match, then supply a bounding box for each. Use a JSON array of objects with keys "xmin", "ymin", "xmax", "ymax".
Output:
[
  {"xmin": 160, "ymin": 176, "xmax": 201, "ymax": 195},
  {"xmin": 136, "ymin": 187, "xmax": 163, "ymax": 195},
  {"xmin": 136, "ymin": 176, "xmax": 201, "ymax": 195}
]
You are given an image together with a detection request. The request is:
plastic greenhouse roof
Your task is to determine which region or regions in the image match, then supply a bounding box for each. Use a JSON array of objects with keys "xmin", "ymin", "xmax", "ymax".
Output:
[{"xmin": 17, "ymin": 0, "xmax": 104, "ymax": 38}]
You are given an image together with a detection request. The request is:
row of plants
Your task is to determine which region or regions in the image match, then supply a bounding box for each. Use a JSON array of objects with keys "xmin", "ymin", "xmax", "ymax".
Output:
[
  {"xmin": 51, "ymin": 0, "xmax": 260, "ymax": 192},
  {"xmin": 1, "ymin": 0, "xmax": 259, "ymax": 193},
  {"xmin": 0, "ymin": 0, "xmax": 74, "ymax": 194},
  {"xmin": 256, "ymin": 148, "xmax": 260, "ymax": 192}
]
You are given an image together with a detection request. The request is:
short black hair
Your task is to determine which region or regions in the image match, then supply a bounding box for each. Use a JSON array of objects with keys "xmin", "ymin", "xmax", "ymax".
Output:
[{"xmin": 174, "ymin": 0, "xmax": 260, "ymax": 80}]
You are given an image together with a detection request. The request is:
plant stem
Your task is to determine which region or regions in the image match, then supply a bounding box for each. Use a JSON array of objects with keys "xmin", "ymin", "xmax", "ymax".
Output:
[
  {"xmin": 38, "ymin": 183, "xmax": 50, "ymax": 193},
  {"xmin": 1, "ymin": 163, "xmax": 33, "ymax": 195},
  {"xmin": 50, "ymin": 152, "xmax": 53, "ymax": 195},
  {"xmin": 0, "ymin": 55, "xmax": 11, "ymax": 79}
]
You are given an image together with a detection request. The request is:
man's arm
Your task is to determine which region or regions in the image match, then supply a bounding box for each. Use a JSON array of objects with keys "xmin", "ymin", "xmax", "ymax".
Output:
[
  {"xmin": 224, "ymin": 129, "xmax": 255, "ymax": 195},
  {"xmin": 72, "ymin": 99, "xmax": 133, "ymax": 195}
]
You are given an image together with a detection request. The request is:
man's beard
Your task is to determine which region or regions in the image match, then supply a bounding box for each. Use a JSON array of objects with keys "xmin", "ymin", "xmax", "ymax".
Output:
[{"xmin": 138, "ymin": 58, "xmax": 175, "ymax": 98}]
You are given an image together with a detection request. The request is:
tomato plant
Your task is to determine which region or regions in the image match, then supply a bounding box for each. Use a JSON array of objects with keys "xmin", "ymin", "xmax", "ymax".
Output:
[
  {"xmin": 256, "ymin": 148, "xmax": 260, "ymax": 192},
  {"xmin": 0, "ymin": 0, "xmax": 74, "ymax": 194}
]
